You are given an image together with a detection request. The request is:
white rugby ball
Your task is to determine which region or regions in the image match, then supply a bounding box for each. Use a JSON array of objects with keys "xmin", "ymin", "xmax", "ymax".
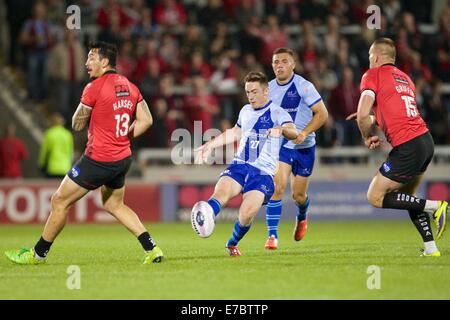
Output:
[{"xmin": 191, "ymin": 201, "xmax": 215, "ymax": 238}]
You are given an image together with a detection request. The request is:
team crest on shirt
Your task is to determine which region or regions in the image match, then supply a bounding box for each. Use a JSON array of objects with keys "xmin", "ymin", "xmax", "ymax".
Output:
[
  {"xmin": 382, "ymin": 162, "xmax": 391, "ymax": 173},
  {"xmin": 115, "ymin": 84, "xmax": 130, "ymax": 97},
  {"xmin": 259, "ymin": 116, "xmax": 270, "ymax": 124},
  {"xmin": 287, "ymin": 90, "xmax": 298, "ymax": 98}
]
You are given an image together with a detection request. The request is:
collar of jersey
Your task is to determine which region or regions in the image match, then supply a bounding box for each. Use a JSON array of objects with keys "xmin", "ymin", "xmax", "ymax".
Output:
[
  {"xmin": 104, "ymin": 69, "xmax": 117, "ymax": 75},
  {"xmin": 252, "ymin": 100, "xmax": 272, "ymax": 111},
  {"xmin": 380, "ymin": 63, "xmax": 395, "ymax": 67},
  {"xmin": 276, "ymin": 73, "xmax": 295, "ymax": 86}
]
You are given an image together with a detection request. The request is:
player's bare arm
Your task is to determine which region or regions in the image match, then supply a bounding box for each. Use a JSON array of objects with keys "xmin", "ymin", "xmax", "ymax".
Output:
[
  {"xmin": 72, "ymin": 103, "xmax": 92, "ymax": 131},
  {"xmin": 356, "ymin": 93, "xmax": 380, "ymax": 149},
  {"xmin": 293, "ymin": 100, "xmax": 328, "ymax": 144},
  {"xmin": 268, "ymin": 122, "xmax": 298, "ymax": 140},
  {"xmin": 129, "ymin": 100, "xmax": 153, "ymax": 139},
  {"xmin": 195, "ymin": 126, "xmax": 242, "ymax": 164}
]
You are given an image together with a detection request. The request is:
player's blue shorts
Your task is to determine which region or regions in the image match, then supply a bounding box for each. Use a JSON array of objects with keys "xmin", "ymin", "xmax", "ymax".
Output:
[
  {"xmin": 279, "ymin": 145, "xmax": 315, "ymax": 177},
  {"xmin": 220, "ymin": 162, "xmax": 275, "ymax": 204}
]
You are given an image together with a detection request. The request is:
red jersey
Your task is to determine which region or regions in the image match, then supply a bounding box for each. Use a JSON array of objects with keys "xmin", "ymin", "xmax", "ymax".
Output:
[
  {"xmin": 360, "ymin": 64, "xmax": 428, "ymax": 147},
  {"xmin": 81, "ymin": 71, "xmax": 143, "ymax": 162}
]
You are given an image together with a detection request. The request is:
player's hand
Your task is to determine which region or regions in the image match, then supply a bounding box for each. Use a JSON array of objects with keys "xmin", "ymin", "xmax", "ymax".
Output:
[
  {"xmin": 345, "ymin": 112, "xmax": 357, "ymax": 121},
  {"xmin": 364, "ymin": 136, "xmax": 380, "ymax": 150},
  {"xmin": 293, "ymin": 131, "xmax": 306, "ymax": 144},
  {"xmin": 194, "ymin": 143, "xmax": 211, "ymax": 164},
  {"xmin": 267, "ymin": 127, "xmax": 283, "ymax": 138}
]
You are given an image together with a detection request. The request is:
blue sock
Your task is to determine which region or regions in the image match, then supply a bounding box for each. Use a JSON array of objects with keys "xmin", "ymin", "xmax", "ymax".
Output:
[
  {"xmin": 296, "ymin": 196, "xmax": 310, "ymax": 221},
  {"xmin": 226, "ymin": 221, "xmax": 251, "ymax": 246},
  {"xmin": 266, "ymin": 200, "xmax": 282, "ymax": 238},
  {"xmin": 208, "ymin": 198, "xmax": 221, "ymax": 217}
]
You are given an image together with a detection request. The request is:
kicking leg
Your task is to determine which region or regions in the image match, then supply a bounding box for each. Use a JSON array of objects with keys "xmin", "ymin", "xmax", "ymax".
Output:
[{"xmin": 207, "ymin": 176, "xmax": 243, "ymax": 217}]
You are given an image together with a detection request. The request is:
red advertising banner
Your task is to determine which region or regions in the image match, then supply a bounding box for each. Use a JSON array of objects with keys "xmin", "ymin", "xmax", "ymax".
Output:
[{"xmin": 0, "ymin": 181, "xmax": 160, "ymax": 223}]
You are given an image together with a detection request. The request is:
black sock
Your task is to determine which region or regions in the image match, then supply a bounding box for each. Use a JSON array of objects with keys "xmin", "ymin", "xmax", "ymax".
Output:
[
  {"xmin": 34, "ymin": 236, "xmax": 53, "ymax": 258},
  {"xmin": 408, "ymin": 210, "xmax": 434, "ymax": 242},
  {"xmin": 382, "ymin": 192, "xmax": 426, "ymax": 211},
  {"xmin": 138, "ymin": 231, "xmax": 155, "ymax": 251}
]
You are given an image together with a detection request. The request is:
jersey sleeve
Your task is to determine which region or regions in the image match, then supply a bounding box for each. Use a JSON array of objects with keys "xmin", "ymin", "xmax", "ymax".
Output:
[
  {"xmin": 80, "ymin": 82, "xmax": 97, "ymax": 108},
  {"xmin": 360, "ymin": 69, "xmax": 377, "ymax": 94},
  {"xmin": 235, "ymin": 107, "xmax": 245, "ymax": 128},
  {"xmin": 274, "ymin": 107, "xmax": 293, "ymax": 126},
  {"xmin": 299, "ymin": 81, "xmax": 322, "ymax": 108}
]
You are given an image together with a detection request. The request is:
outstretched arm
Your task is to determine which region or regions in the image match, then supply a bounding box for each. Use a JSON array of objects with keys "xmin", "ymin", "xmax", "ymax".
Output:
[
  {"xmin": 72, "ymin": 103, "xmax": 92, "ymax": 131},
  {"xmin": 195, "ymin": 126, "xmax": 242, "ymax": 164}
]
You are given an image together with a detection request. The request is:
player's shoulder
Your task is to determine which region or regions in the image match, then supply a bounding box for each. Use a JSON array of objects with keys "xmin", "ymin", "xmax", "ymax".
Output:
[{"xmin": 362, "ymin": 67, "xmax": 378, "ymax": 79}]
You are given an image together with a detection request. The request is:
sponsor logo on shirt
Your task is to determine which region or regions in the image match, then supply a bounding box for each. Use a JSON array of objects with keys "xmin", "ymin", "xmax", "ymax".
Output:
[
  {"xmin": 115, "ymin": 84, "xmax": 130, "ymax": 97},
  {"xmin": 259, "ymin": 116, "xmax": 270, "ymax": 124},
  {"xmin": 382, "ymin": 162, "xmax": 391, "ymax": 173},
  {"xmin": 287, "ymin": 90, "xmax": 298, "ymax": 98}
]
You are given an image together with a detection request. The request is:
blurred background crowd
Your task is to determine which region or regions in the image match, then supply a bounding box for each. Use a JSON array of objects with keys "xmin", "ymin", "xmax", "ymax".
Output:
[{"xmin": 0, "ymin": 0, "xmax": 449, "ymax": 178}]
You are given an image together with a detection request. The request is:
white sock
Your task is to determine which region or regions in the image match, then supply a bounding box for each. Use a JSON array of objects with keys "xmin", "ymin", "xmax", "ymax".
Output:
[
  {"xmin": 33, "ymin": 250, "xmax": 45, "ymax": 260},
  {"xmin": 424, "ymin": 241, "xmax": 439, "ymax": 254},
  {"xmin": 424, "ymin": 200, "xmax": 439, "ymax": 215}
]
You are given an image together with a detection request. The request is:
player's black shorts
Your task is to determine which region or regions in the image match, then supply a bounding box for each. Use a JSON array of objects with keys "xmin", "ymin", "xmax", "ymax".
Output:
[
  {"xmin": 68, "ymin": 155, "xmax": 132, "ymax": 190},
  {"xmin": 379, "ymin": 131, "xmax": 434, "ymax": 184}
]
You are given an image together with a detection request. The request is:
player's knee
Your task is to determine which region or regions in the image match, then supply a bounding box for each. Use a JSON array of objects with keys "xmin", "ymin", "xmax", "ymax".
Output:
[
  {"xmin": 51, "ymin": 191, "xmax": 67, "ymax": 210},
  {"xmin": 292, "ymin": 191, "xmax": 307, "ymax": 204},
  {"xmin": 272, "ymin": 184, "xmax": 285, "ymax": 199},
  {"xmin": 103, "ymin": 199, "xmax": 122, "ymax": 213},
  {"xmin": 367, "ymin": 191, "xmax": 382, "ymax": 208}
]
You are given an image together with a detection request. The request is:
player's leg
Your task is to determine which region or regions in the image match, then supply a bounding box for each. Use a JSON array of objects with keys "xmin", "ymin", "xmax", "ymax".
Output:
[
  {"xmin": 101, "ymin": 185, "xmax": 163, "ymax": 263},
  {"xmin": 291, "ymin": 175, "xmax": 311, "ymax": 241},
  {"xmin": 265, "ymin": 161, "xmax": 291, "ymax": 249},
  {"xmin": 290, "ymin": 146, "xmax": 315, "ymax": 241},
  {"xmin": 5, "ymin": 176, "xmax": 89, "ymax": 264},
  {"xmin": 226, "ymin": 190, "xmax": 266, "ymax": 256},
  {"xmin": 206, "ymin": 167, "xmax": 245, "ymax": 217},
  {"xmin": 399, "ymin": 175, "xmax": 440, "ymax": 256}
]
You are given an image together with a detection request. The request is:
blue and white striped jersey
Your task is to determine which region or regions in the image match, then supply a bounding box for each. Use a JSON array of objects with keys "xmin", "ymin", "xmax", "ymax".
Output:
[
  {"xmin": 268, "ymin": 74, "xmax": 322, "ymax": 149},
  {"xmin": 233, "ymin": 100, "xmax": 292, "ymax": 176}
]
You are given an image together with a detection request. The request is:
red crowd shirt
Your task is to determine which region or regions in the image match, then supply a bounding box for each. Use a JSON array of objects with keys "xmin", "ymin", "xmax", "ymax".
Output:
[
  {"xmin": 360, "ymin": 64, "xmax": 428, "ymax": 147},
  {"xmin": 0, "ymin": 137, "xmax": 28, "ymax": 178},
  {"xmin": 80, "ymin": 70, "xmax": 143, "ymax": 162}
]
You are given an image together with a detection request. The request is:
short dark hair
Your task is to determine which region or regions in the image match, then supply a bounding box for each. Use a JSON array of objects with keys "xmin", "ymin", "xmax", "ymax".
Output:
[
  {"xmin": 372, "ymin": 38, "xmax": 396, "ymax": 60},
  {"xmin": 88, "ymin": 41, "xmax": 118, "ymax": 67},
  {"xmin": 244, "ymin": 71, "xmax": 268, "ymax": 87},
  {"xmin": 273, "ymin": 47, "xmax": 295, "ymax": 57}
]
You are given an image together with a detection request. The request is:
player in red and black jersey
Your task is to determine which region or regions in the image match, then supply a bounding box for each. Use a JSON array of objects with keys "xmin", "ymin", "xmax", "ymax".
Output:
[
  {"xmin": 5, "ymin": 42, "xmax": 163, "ymax": 265},
  {"xmin": 354, "ymin": 38, "xmax": 448, "ymax": 257}
]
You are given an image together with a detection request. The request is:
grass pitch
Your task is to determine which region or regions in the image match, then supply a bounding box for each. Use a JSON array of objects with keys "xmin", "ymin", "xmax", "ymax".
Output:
[{"xmin": 1, "ymin": 220, "xmax": 449, "ymax": 300}]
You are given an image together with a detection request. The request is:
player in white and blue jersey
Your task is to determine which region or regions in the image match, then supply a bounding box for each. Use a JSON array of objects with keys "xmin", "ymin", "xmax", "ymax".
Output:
[
  {"xmin": 264, "ymin": 48, "xmax": 329, "ymax": 250},
  {"xmin": 194, "ymin": 71, "xmax": 299, "ymax": 256}
]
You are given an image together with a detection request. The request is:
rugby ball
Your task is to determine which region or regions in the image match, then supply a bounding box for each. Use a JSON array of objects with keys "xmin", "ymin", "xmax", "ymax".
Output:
[{"xmin": 191, "ymin": 201, "xmax": 215, "ymax": 238}]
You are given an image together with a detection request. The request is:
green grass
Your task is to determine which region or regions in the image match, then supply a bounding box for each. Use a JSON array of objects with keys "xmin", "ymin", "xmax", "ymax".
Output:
[{"xmin": 1, "ymin": 221, "xmax": 449, "ymax": 300}]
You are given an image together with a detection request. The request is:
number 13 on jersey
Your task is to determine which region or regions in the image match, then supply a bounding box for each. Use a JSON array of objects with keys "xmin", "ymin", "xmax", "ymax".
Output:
[{"xmin": 115, "ymin": 113, "xmax": 130, "ymax": 137}]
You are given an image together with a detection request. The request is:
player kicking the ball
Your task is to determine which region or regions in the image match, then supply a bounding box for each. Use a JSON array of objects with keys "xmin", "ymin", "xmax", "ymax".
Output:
[
  {"xmin": 5, "ymin": 41, "xmax": 163, "ymax": 265},
  {"xmin": 192, "ymin": 71, "xmax": 299, "ymax": 256},
  {"xmin": 350, "ymin": 38, "xmax": 448, "ymax": 256}
]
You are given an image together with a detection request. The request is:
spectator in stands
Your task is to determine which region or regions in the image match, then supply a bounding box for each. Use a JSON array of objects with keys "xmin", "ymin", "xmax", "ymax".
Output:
[
  {"xmin": 98, "ymin": 10, "xmax": 125, "ymax": 45},
  {"xmin": 131, "ymin": 7, "xmax": 160, "ymax": 39},
  {"xmin": 38, "ymin": 113, "xmax": 73, "ymax": 178},
  {"xmin": 323, "ymin": 15, "xmax": 340, "ymax": 59},
  {"xmin": 134, "ymin": 38, "xmax": 166, "ymax": 83},
  {"xmin": 141, "ymin": 58, "xmax": 161, "ymax": 99},
  {"xmin": 183, "ymin": 76, "xmax": 220, "ymax": 133},
  {"xmin": 180, "ymin": 50, "xmax": 212, "ymax": 85},
  {"xmin": 209, "ymin": 22, "xmax": 240, "ymax": 60},
  {"xmin": 48, "ymin": 30, "xmax": 86, "ymax": 127},
  {"xmin": 19, "ymin": 1, "xmax": 53, "ymax": 102},
  {"xmin": 424, "ymin": 80, "xmax": 449, "ymax": 145},
  {"xmin": 238, "ymin": 16, "xmax": 262, "ymax": 57},
  {"xmin": 96, "ymin": 0, "xmax": 131, "ymax": 29},
  {"xmin": 259, "ymin": 15, "xmax": 288, "ymax": 73},
  {"xmin": 0, "ymin": 124, "xmax": 28, "ymax": 179},
  {"xmin": 153, "ymin": 0, "xmax": 187, "ymax": 29},
  {"xmin": 116, "ymin": 40, "xmax": 137, "ymax": 80},
  {"xmin": 198, "ymin": 0, "xmax": 227, "ymax": 29},
  {"xmin": 159, "ymin": 33, "xmax": 181, "ymax": 73},
  {"xmin": 181, "ymin": 25, "xmax": 207, "ymax": 59},
  {"xmin": 328, "ymin": 66, "xmax": 360, "ymax": 146}
]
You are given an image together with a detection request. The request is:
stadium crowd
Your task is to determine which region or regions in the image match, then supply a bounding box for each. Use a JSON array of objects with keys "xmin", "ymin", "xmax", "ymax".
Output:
[{"xmin": 2, "ymin": 0, "xmax": 450, "ymax": 161}]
